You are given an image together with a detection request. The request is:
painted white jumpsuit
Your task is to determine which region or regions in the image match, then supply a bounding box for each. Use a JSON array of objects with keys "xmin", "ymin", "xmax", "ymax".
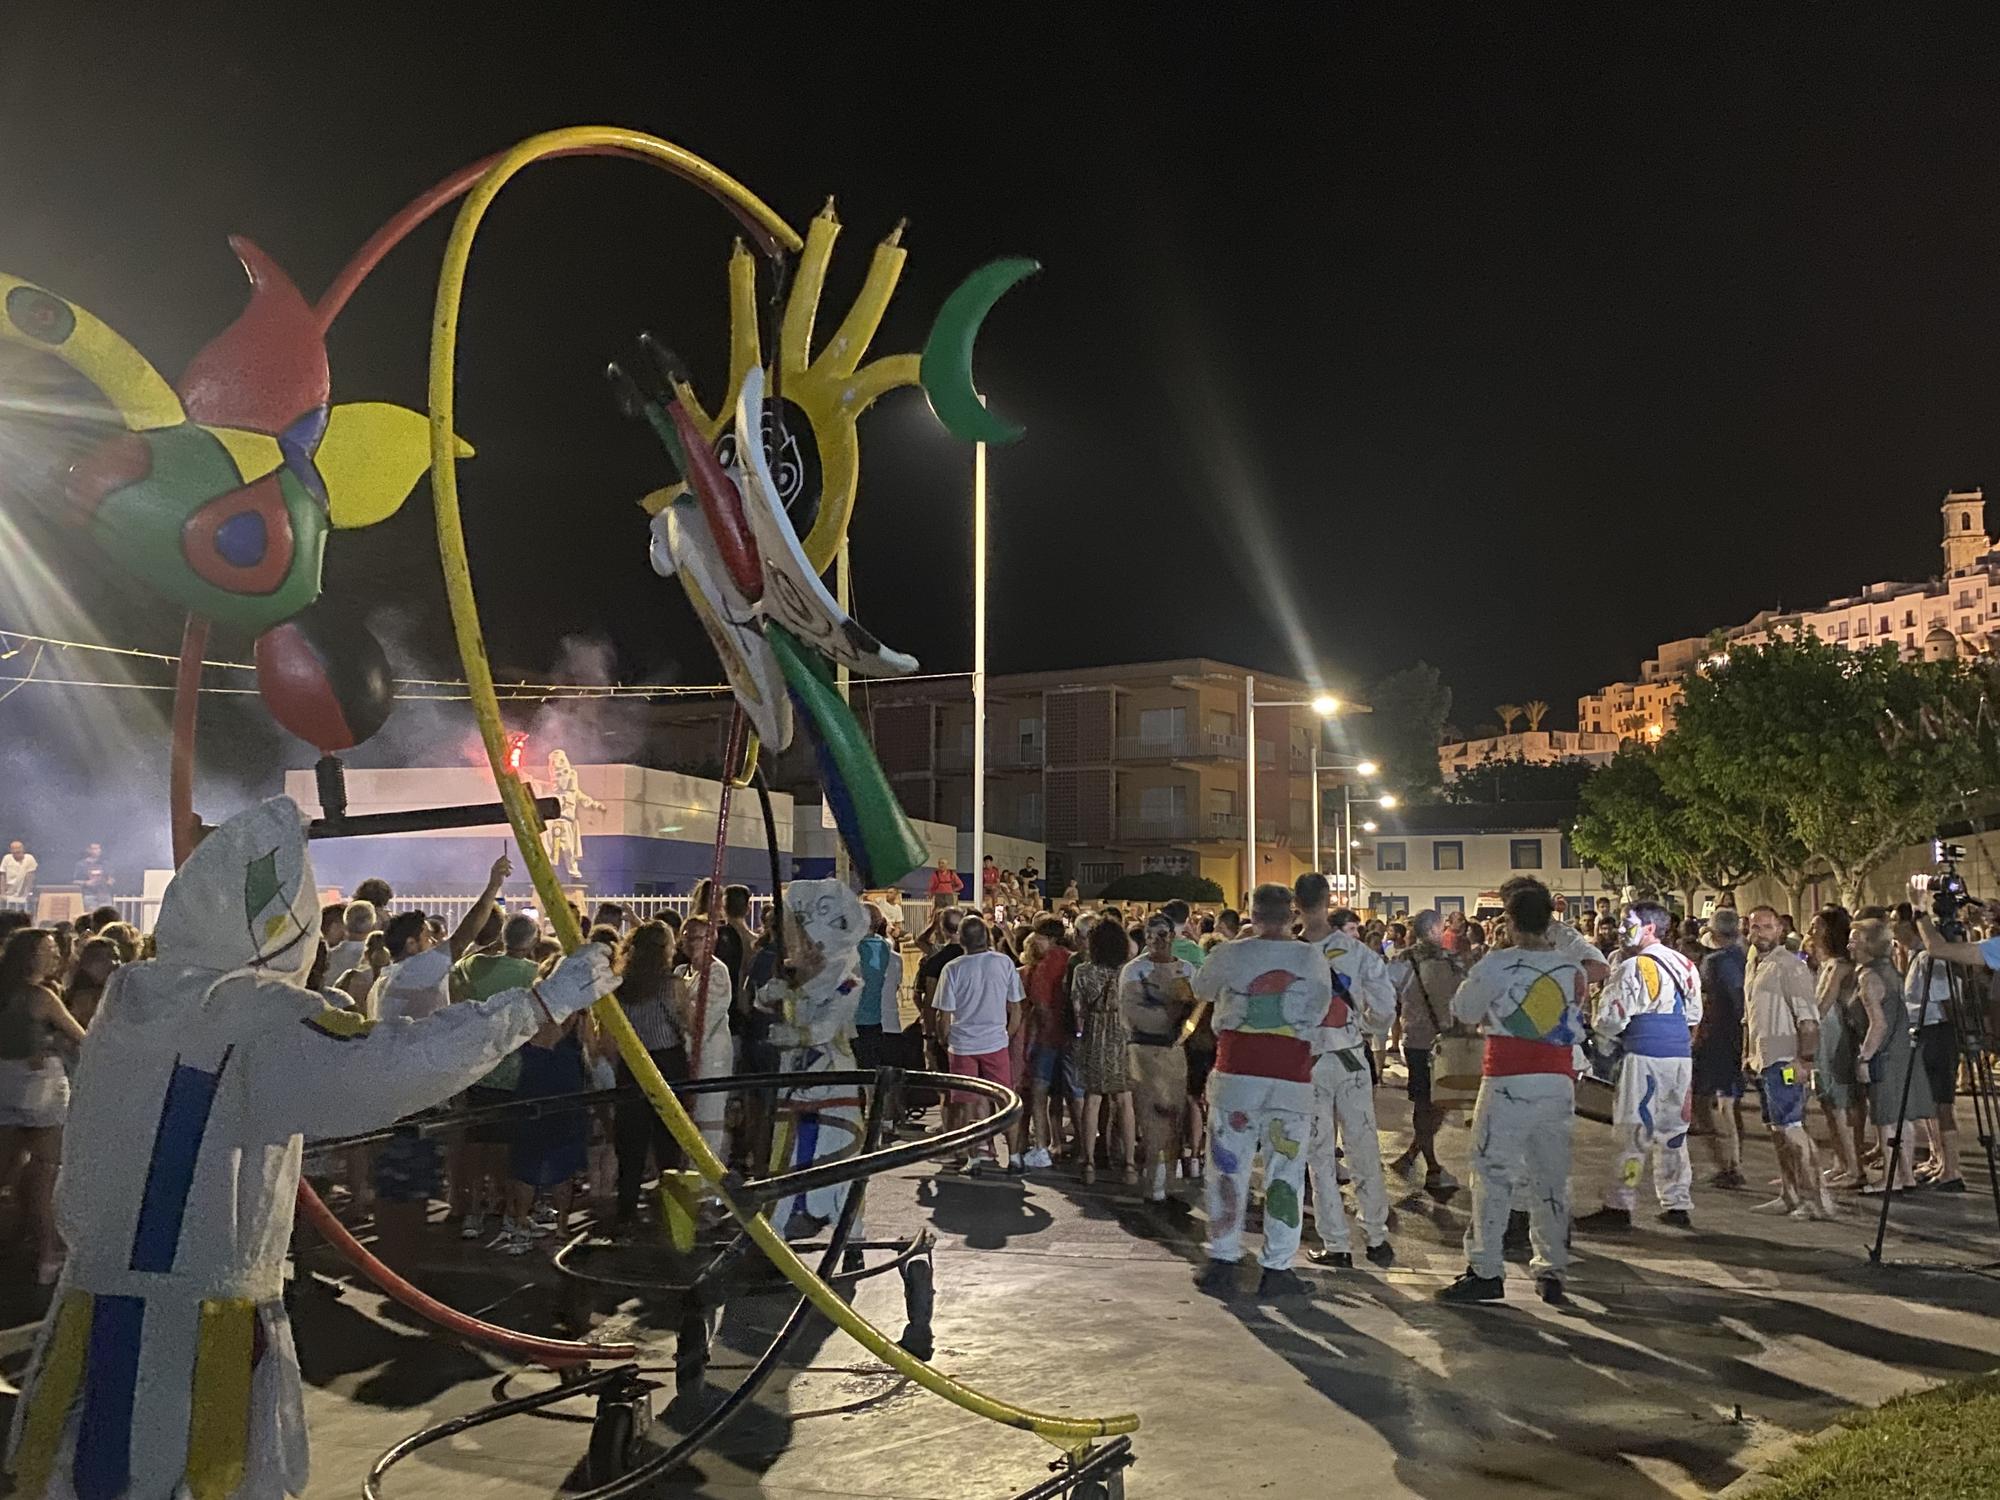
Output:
[
  {"xmin": 760, "ymin": 881, "xmax": 868, "ymax": 1233},
  {"xmin": 1450, "ymin": 943, "xmax": 1595, "ymax": 1281},
  {"xmin": 1194, "ymin": 939, "xmax": 1333, "ymax": 1269},
  {"xmin": 678, "ymin": 955, "xmax": 737, "ymax": 1155},
  {"xmin": 4, "ymin": 797, "xmax": 612, "ymax": 1500},
  {"xmin": 1594, "ymin": 942, "xmax": 1702, "ymax": 1213},
  {"xmin": 1508, "ymin": 921, "xmax": 1607, "ymax": 1218},
  {"xmin": 1306, "ymin": 931, "xmax": 1397, "ymax": 1254}
]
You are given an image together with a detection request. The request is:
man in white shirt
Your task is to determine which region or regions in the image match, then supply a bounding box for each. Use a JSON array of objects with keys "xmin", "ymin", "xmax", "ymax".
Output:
[
  {"xmin": 1296, "ymin": 875, "xmax": 1398, "ymax": 1271},
  {"xmin": 1, "ymin": 840, "xmax": 38, "ymax": 909},
  {"xmin": 1192, "ymin": 883, "xmax": 1334, "ymax": 1299},
  {"xmin": 370, "ymin": 857, "xmax": 510, "ymax": 1022},
  {"xmin": 1743, "ymin": 905, "xmax": 1835, "ymax": 1218},
  {"xmin": 932, "ymin": 914, "xmax": 1022, "ymax": 1171}
]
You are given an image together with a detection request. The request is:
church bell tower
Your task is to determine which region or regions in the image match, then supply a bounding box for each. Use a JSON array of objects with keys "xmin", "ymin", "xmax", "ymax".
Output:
[{"xmin": 1943, "ymin": 488, "xmax": 1988, "ymax": 574}]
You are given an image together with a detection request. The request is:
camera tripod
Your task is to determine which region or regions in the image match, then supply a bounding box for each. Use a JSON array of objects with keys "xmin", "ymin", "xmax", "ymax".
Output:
[{"xmin": 1868, "ymin": 893, "xmax": 2000, "ymax": 1265}]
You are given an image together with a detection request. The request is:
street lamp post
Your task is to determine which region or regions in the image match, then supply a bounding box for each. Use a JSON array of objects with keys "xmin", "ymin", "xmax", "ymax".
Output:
[{"xmin": 1244, "ymin": 674, "xmax": 1357, "ymax": 900}]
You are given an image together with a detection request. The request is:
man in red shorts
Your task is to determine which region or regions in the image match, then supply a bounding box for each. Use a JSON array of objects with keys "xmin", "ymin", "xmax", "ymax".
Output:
[{"xmin": 932, "ymin": 913, "xmax": 1023, "ymax": 1173}]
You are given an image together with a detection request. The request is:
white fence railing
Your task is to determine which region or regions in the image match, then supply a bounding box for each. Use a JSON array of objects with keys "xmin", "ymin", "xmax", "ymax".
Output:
[{"xmin": 384, "ymin": 892, "xmax": 776, "ymax": 930}]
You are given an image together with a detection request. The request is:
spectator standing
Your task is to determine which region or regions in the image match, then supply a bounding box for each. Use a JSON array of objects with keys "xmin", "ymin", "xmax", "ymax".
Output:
[
  {"xmin": 928, "ymin": 856, "xmax": 964, "ymax": 907},
  {"xmin": 1119, "ymin": 915, "xmax": 1197, "ymax": 1205},
  {"xmin": 61, "ymin": 937, "xmax": 119, "ymax": 1032},
  {"xmin": 1072, "ymin": 918, "xmax": 1136, "ymax": 1185},
  {"xmin": 1020, "ymin": 858, "xmax": 1043, "ymax": 907},
  {"xmin": 1, "ymin": 841, "xmax": 39, "ymax": 911},
  {"xmin": 609, "ymin": 921, "xmax": 690, "ymax": 1226},
  {"xmin": 981, "ymin": 855, "xmax": 999, "ymax": 902},
  {"xmin": 451, "ymin": 912, "xmax": 540, "ymax": 1242},
  {"xmin": 1743, "ymin": 906, "xmax": 1835, "ymax": 1218},
  {"xmin": 326, "ymin": 900, "xmax": 377, "ymax": 982},
  {"xmin": 1693, "ymin": 908, "xmax": 1748, "ymax": 1188},
  {"xmin": 71, "ymin": 843, "xmax": 107, "ymax": 897},
  {"xmin": 0, "ymin": 927, "xmax": 86, "ymax": 1281},
  {"xmin": 1021, "ymin": 917, "xmax": 1080, "ymax": 1168},
  {"xmin": 1898, "ymin": 924, "xmax": 1966, "ymax": 1191},
  {"xmin": 677, "ymin": 913, "xmax": 736, "ymax": 1156},
  {"xmin": 1852, "ymin": 917, "xmax": 1932, "ymax": 1195},
  {"xmin": 931, "ymin": 914, "xmax": 1022, "ymax": 1172},
  {"xmin": 851, "ymin": 902, "xmax": 905, "ymax": 1072},
  {"xmin": 1388, "ymin": 910, "xmax": 1462, "ymax": 1189},
  {"xmin": 1810, "ymin": 907, "xmax": 1867, "ymax": 1188},
  {"xmin": 913, "ymin": 907, "xmax": 964, "ymax": 1079}
]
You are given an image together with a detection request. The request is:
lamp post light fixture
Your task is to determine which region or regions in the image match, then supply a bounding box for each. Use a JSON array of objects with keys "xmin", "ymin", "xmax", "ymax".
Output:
[
  {"xmin": 1340, "ymin": 789, "xmax": 1400, "ymax": 909},
  {"xmin": 1247, "ymin": 674, "xmax": 1366, "ymax": 899}
]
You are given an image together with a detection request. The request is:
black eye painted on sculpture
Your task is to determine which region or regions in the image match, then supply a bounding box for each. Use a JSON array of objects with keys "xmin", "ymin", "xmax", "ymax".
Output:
[{"xmin": 715, "ymin": 393, "xmax": 822, "ymax": 535}]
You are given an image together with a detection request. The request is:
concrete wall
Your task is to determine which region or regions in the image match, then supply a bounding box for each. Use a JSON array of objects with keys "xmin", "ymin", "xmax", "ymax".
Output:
[{"xmin": 1357, "ymin": 828, "xmax": 1617, "ymax": 918}]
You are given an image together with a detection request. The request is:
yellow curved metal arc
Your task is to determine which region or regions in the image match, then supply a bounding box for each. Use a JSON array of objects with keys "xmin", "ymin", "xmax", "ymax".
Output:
[{"xmin": 425, "ymin": 125, "xmax": 1136, "ymax": 1452}]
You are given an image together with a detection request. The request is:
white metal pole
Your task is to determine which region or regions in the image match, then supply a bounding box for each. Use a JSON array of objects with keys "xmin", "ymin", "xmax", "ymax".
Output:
[
  {"xmin": 971, "ymin": 439, "xmax": 987, "ymax": 909},
  {"xmin": 1310, "ymin": 742, "xmax": 1320, "ymax": 877},
  {"xmin": 1243, "ymin": 673, "xmax": 1257, "ymax": 904},
  {"xmin": 835, "ymin": 540, "xmax": 853, "ymax": 889},
  {"xmin": 1342, "ymin": 783, "xmax": 1353, "ymax": 901}
]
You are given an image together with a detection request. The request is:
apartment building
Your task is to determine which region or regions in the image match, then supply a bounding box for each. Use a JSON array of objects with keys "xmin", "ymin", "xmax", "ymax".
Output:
[
  {"xmin": 1354, "ymin": 802, "xmax": 1617, "ymax": 920},
  {"xmin": 643, "ymin": 659, "xmax": 1352, "ymax": 898},
  {"xmin": 1579, "ymin": 490, "xmax": 1995, "ymax": 736}
]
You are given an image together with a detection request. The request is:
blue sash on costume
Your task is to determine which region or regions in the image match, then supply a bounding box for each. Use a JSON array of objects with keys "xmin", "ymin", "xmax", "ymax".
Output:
[{"xmin": 1622, "ymin": 1012, "xmax": 1691, "ymax": 1058}]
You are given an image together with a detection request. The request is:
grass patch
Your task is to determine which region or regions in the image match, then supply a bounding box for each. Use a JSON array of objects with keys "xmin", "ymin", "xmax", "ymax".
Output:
[{"xmin": 1747, "ymin": 1372, "xmax": 2000, "ymax": 1499}]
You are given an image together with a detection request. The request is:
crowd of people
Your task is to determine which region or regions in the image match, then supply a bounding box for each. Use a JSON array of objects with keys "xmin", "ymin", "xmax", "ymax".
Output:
[{"xmin": 4, "ymin": 846, "xmax": 1993, "ymax": 1307}]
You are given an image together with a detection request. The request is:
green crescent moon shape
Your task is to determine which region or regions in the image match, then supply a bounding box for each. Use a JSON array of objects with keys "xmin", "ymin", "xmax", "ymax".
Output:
[{"xmin": 920, "ymin": 256, "xmax": 1039, "ymax": 445}]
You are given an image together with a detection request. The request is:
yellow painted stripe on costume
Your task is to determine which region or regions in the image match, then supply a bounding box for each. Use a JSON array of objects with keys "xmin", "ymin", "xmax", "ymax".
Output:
[
  {"xmin": 185, "ymin": 1299, "xmax": 255, "ymax": 1500},
  {"xmin": 303, "ymin": 1008, "xmax": 376, "ymax": 1041},
  {"xmin": 13, "ymin": 1291, "xmax": 92, "ymax": 1495},
  {"xmin": 426, "ymin": 126, "xmax": 1135, "ymax": 1452}
]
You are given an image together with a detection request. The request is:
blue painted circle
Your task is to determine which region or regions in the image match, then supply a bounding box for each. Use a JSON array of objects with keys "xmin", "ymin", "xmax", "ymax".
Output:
[{"xmin": 214, "ymin": 509, "xmax": 268, "ymax": 568}]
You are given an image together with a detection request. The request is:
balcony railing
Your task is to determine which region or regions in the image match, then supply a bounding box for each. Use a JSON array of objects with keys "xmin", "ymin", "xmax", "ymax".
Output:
[
  {"xmin": 1115, "ymin": 812, "xmax": 1274, "ymax": 843},
  {"xmin": 1115, "ymin": 731, "xmax": 1246, "ymax": 762},
  {"xmin": 937, "ymin": 741, "xmax": 1045, "ymax": 772}
]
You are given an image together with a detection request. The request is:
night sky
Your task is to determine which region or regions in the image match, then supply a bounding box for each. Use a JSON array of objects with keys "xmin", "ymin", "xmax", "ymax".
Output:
[{"xmin": 6, "ymin": 9, "xmax": 2000, "ymax": 847}]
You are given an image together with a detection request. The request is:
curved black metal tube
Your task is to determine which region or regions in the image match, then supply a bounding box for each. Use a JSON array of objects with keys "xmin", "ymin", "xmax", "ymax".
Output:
[
  {"xmin": 552, "ymin": 1230, "xmax": 934, "ymax": 1297},
  {"xmin": 364, "ymin": 1366, "xmax": 628, "ymax": 1499},
  {"xmin": 1006, "ymin": 1436, "xmax": 1135, "ymax": 1500}
]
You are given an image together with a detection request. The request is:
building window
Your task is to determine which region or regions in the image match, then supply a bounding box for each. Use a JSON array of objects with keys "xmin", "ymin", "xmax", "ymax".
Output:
[
  {"xmin": 1509, "ymin": 838, "xmax": 1543, "ymax": 870},
  {"xmin": 1560, "ymin": 834, "xmax": 1581, "ymax": 869},
  {"xmin": 1880, "ymin": 616, "xmax": 1891, "ymax": 633},
  {"xmin": 1836, "ymin": 620, "xmax": 1849, "ymax": 639},
  {"xmin": 1078, "ymin": 861, "xmax": 1124, "ymax": 888},
  {"xmin": 1138, "ymin": 706, "xmax": 1185, "ymax": 745},
  {"xmin": 1376, "ymin": 841, "xmax": 1407, "ymax": 872},
  {"xmin": 1435, "ymin": 896, "xmax": 1465, "ymax": 919},
  {"xmin": 1138, "ymin": 784, "xmax": 1186, "ymax": 823},
  {"xmin": 1206, "ymin": 710, "xmax": 1237, "ymax": 738},
  {"xmin": 1140, "ymin": 853, "xmax": 1191, "ymax": 876},
  {"xmin": 1964, "ymin": 616, "xmax": 1974, "ymax": 632},
  {"xmin": 1374, "ymin": 893, "xmax": 1411, "ymax": 918},
  {"xmin": 1965, "ymin": 513, "xmax": 1975, "ymax": 531},
  {"xmin": 1433, "ymin": 841, "xmax": 1464, "ymax": 871},
  {"xmin": 1209, "ymin": 787, "xmax": 1238, "ymax": 816},
  {"xmin": 1905, "ymin": 610, "xmax": 1916, "ymax": 628},
  {"xmin": 1856, "ymin": 618, "xmax": 1869, "ymax": 635}
]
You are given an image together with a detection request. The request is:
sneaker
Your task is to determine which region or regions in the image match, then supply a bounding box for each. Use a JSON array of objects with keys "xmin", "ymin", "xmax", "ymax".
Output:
[
  {"xmin": 1256, "ymin": 1268, "xmax": 1311, "ymax": 1299},
  {"xmin": 1365, "ymin": 1240, "xmax": 1396, "ymax": 1268},
  {"xmin": 1657, "ymin": 1209, "xmax": 1693, "ymax": 1230},
  {"xmin": 1336, "ymin": 1165, "xmax": 1352, "ymax": 1186},
  {"xmin": 1006, "ymin": 1157, "xmax": 1030, "ymax": 1176},
  {"xmin": 1709, "ymin": 1168, "xmax": 1746, "ymax": 1190},
  {"xmin": 1391, "ymin": 1155, "xmax": 1423, "ymax": 1183},
  {"xmin": 502, "ymin": 1231, "xmax": 533, "ymax": 1257},
  {"xmin": 1195, "ymin": 1258, "xmax": 1239, "ymax": 1297},
  {"xmin": 486, "ymin": 1218, "xmax": 521, "ymax": 1249},
  {"xmin": 1306, "ymin": 1247, "xmax": 1353, "ymax": 1269},
  {"xmin": 1436, "ymin": 1268, "xmax": 1505, "ymax": 1303},
  {"xmin": 1425, "ymin": 1167, "xmax": 1460, "ymax": 1192},
  {"xmin": 1573, "ymin": 1206, "xmax": 1633, "ymax": 1234},
  {"xmin": 530, "ymin": 1204, "xmax": 558, "ymax": 1229},
  {"xmin": 1535, "ymin": 1274, "xmax": 1566, "ymax": 1305},
  {"xmin": 460, "ymin": 1214, "xmax": 485, "ymax": 1241},
  {"xmin": 1024, "ymin": 1147, "xmax": 1053, "ymax": 1170},
  {"xmin": 1935, "ymin": 1178, "xmax": 1968, "ymax": 1194}
]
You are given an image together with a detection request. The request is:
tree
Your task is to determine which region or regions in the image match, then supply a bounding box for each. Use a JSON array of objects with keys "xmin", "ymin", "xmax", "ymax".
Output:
[
  {"xmin": 1666, "ymin": 634, "xmax": 1985, "ymax": 909},
  {"xmin": 1523, "ymin": 699, "xmax": 1549, "ymax": 731},
  {"xmin": 1445, "ymin": 756, "xmax": 1597, "ymax": 805},
  {"xmin": 1099, "ymin": 871, "xmax": 1226, "ymax": 904},
  {"xmin": 1572, "ymin": 746, "xmax": 1757, "ymax": 912},
  {"xmin": 1366, "ymin": 662, "xmax": 1452, "ymax": 805},
  {"xmin": 1495, "ymin": 703, "xmax": 1523, "ymax": 733}
]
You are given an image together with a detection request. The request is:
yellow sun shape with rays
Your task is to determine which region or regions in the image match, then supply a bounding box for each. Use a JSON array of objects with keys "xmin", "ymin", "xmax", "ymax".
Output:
[{"xmin": 641, "ymin": 201, "xmax": 919, "ymax": 574}]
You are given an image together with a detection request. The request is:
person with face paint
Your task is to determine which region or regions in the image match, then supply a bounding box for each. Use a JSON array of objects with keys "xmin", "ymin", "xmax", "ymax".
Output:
[
  {"xmin": 1294, "ymin": 875, "xmax": 1399, "ymax": 1270},
  {"xmin": 1118, "ymin": 915, "xmax": 1199, "ymax": 1207},
  {"xmin": 1191, "ymin": 883, "xmax": 1333, "ymax": 1299},
  {"xmin": 5, "ymin": 798, "xmax": 615, "ymax": 1500},
  {"xmin": 1576, "ymin": 899, "xmax": 1704, "ymax": 1233}
]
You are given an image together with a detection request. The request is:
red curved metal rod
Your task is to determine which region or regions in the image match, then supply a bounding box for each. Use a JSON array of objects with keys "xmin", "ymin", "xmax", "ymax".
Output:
[
  {"xmin": 169, "ymin": 614, "xmax": 208, "ymax": 866},
  {"xmin": 296, "ymin": 1186, "xmax": 635, "ymax": 1368},
  {"xmin": 691, "ymin": 708, "xmax": 749, "ymax": 1065}
]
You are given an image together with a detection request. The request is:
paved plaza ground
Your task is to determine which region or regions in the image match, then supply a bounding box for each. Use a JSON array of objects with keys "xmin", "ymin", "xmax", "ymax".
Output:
[{"xmin": 4, "ymin": 1082, "xmax": 1997, "ymax": 1500}]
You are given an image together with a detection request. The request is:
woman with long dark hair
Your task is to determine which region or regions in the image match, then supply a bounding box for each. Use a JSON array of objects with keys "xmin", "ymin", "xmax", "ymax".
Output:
[
  {"xmin": 1073, "ymin": 917, "xmax": 1137, "ymax": 1185},
  {"xmin": 0, "ymin": 927, "xmax": 86, "ymax": 1281},
  {"xmin": 1809, "ymin": 906, "xmax": 1867, "ymax": 1188}
]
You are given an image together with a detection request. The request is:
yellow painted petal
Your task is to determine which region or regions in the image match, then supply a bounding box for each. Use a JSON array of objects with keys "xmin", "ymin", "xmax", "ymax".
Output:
[
  {"xmin": 205, "ymin": 426, "xmax": 283, "ymax": 482},
  {"xmin": 320, "ymin": 402, "xmax": 475, "ymax": 530},
  {"xmin": 0, "ymin": 272, "xmax": 185, "ymax": 431}
]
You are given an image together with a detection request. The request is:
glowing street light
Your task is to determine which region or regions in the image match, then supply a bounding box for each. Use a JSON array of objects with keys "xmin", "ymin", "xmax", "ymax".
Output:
[
  {"xmin": 1379, "ymin": 793, "xmax": 1399, "ymax": 809},
  {"xmin": 1247, "ymin": 674, "xmax": 1368, "ymax": 897},
  {"xmin": 1355, "ymin": 759, "xmax": 1378, "ymax": 777},
  {"xmin": 1361, "ymin": 819, "xmax": 1378, "ymax": 833},
  {"xmin": 1310, "ymin": 693, "xmax": 1340, "ymax": 717}
]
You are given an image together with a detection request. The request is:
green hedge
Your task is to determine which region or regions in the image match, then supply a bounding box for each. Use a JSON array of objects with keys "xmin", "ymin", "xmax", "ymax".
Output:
[{"xmin": 1097, "ymin": 872, "xmax": 1227, "ymax": 904}]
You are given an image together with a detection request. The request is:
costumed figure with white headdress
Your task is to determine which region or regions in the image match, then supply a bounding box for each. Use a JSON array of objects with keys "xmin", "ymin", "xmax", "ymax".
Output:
[
  {"xmin": 5, "ymin": 798, "xmax": 615, "ymax": 1500},
  {"xmin": 756, "ymin": 879, "xmax": 869, "ymax": 1237}
]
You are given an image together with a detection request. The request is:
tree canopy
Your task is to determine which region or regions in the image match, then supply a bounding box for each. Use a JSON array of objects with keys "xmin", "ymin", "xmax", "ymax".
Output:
[
  {"xmin": 1367, "ymin": 661, "xmax": 1452, "ymax": 805},
  {"xmin": 1445, "ymin": 756, "xmax": 1598, "ymax": 805}
]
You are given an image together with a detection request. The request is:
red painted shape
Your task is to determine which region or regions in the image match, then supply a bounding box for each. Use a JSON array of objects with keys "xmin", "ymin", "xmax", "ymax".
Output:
[
  {"xmin": 177, "ymin": 237, "xmax": 329, "ymax": 436},
  {"xmin": 1247, "ymin": 969, "xmax": 1297, "ymax": 996},
  {"xmin": 255, "ymin": 620, "xmax": 357, "ymax": 750},
  {"xmin": 65, "ymin": 431, "xmax": 152, "ymax": 522},
  {"xmin": 666, "ymin": 395, "xmax": 764, "ymax": 600},
  {"xmin": 182, "ymin": 472, "xmax": 295, "ymax": 594}
]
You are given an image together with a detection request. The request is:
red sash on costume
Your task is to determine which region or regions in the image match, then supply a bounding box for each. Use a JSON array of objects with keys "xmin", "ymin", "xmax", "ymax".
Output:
[
  {"xmin": 1483, "ymin": 1035, "xmax": 1574, "ymax": 1078},
  {"xmin": 1216, "ymin": 1030, "xmax": 1314, "ymax": 1083}
]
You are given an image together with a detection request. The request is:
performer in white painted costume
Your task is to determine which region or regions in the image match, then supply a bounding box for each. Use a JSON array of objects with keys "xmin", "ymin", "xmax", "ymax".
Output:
[
  {"xmin": 758, "ymin": 879, "xmax": 869, "ymax": 1238},
  {"xmin": 4, "ymin": 797, "xmax": 615, "ymax": 1500},
  {"xmin": 1438, "ymin": 876, "xmax": 1593, "ymax": 1305},
  {"xmin": 1193, "ymin": 883, "xmax": 1334, "ymax": 1299},
  {"xmin": 1294, "ymin": 875, "xmax": 1399, "ymax": 1270},
  {"xmin": 1577, "ymin": 899, "xmax": 1703, "ymax": 1233},
  {"xmin": 543, "ymin": 749, "xmax": 604, "ymax": 880}
]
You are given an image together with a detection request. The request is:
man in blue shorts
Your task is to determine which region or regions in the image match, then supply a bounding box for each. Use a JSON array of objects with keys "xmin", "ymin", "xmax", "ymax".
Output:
[{"xmin": 1745, "ymin": 905, "xmax": 1834, "ymax": 1220}]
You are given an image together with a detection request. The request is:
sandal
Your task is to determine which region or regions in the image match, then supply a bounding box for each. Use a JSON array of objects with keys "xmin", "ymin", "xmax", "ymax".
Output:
[
  {"xmin": 1081, "ymin": 1164, "xmax": 1096, "ymax": 1186},
  {"xmin": 1122, "ymin": 1164, "xmax": 1139, "ymax": 1187}
]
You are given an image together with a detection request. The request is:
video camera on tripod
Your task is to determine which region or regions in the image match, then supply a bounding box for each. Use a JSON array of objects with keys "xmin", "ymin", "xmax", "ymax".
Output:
[{"xmin": 1921, "ymin": 840, "xmax": 1975, "ymax": 940}]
